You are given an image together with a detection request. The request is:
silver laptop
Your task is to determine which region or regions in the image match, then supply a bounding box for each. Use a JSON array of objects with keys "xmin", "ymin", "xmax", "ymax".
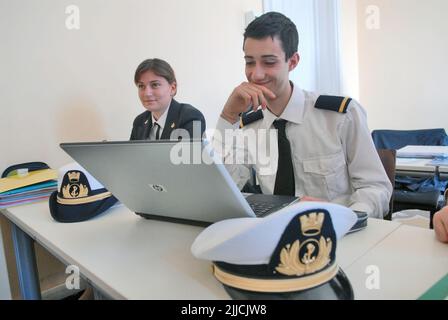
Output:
[{"xmin": 60, "ymin": 140, "xmax": 298, "ymax": 226}]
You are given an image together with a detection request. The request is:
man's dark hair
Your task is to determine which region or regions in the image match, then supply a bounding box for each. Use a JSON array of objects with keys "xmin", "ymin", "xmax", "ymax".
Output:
[
  {"xmin": 243, "ymin": 12, "xmax": 299, "ymax": 61},
  {"xmin": 134, "ymin": 58, "xmax": 177, "ymax": 86}
]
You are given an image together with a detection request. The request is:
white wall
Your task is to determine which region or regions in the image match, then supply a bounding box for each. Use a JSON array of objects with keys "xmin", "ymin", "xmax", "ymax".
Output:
[
  {"xmin": 0, "ymin": 0, "xmax": 262, "ymax": 299},
  {"xmin": 338, "ymin": 0, "xmax": 359, "ymax": 100},
  {"xmin": 356, "ymin": 0, "xmax": 448, "ymax": 131},
  {"xmin": 0, "ymin": 0, "xmax": 262, "ymax": 171},
  {"xmin": 4, "ymin": 0, "xmax": 446, "ymax": 172}
]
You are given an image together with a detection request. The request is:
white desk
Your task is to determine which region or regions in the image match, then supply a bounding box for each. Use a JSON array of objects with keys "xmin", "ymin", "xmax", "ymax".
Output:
[
  {"xmin": 345, "ymin": 224, "xmax": 448, "ymax": 299},
  {"xmin": 1, "ymin": 202, "xmax": 446, "ymax": 300},
  {"xmin": 1, "ymin": 203, "xmax": 226, "ymax": 299},
  {"xmin": 337, "ymin": 219, "xmax": 401, "ymax": 269}
]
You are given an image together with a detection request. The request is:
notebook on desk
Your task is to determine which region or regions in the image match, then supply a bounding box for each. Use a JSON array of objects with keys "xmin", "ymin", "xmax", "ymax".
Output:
[
  {"xmin": 60, "ymin": 140, "xmax": 298, "ymax": 226},
  {"xmin": 60, "ymin": 139, "xmax": 367, "ymax": 231}
]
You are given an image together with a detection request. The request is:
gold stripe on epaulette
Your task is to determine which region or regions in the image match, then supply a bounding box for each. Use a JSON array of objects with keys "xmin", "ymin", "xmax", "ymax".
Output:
[
  {"xmin": 57, "ymin": 191, "xmax": 112, "ymax": 205},
  {"xmin": 212, "ymin": 263, "xmax": 338, "ymax": 293},
  {"xmin": 338, "ymin": 97, "xmax": 350, "ymax": 113},
  {"xmin": 240, "ymin": 117, "xmax": 244, "ymax": 128}
]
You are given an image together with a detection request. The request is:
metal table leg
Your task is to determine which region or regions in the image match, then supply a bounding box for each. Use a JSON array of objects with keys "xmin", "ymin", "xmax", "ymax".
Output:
[{"xmin": 11, "ymin": 223, "xmax": 41, "ymax": 300}]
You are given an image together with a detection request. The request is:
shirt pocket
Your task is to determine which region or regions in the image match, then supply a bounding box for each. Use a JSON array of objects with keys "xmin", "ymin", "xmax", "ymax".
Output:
[{"xmin": 302, "ymin": 152, "xmax": 350, "ymax": 200}]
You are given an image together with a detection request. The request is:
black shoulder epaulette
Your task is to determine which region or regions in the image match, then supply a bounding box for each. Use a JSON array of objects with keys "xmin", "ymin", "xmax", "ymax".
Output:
[
  {"xmin": 239, "ymin": 109, "xmax": 264, "ymax": 128},
  {"xmin": 315, "ymin": 95, "xmax": 352, "ymax": 114}
]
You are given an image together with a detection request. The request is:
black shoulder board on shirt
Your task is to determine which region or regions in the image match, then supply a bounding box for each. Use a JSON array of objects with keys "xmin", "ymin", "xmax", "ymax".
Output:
[
  {"xmin": 239, "ymin": 109, "xmax": 264, "ymax": 128},
  {"xmin": 315, "ymin": 95, "xmax": 352, "ymax": 114}
]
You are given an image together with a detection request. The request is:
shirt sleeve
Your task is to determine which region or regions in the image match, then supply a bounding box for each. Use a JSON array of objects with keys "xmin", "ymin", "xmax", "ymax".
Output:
[
  {"xmin": 211, "ymin": 117, "xmax": 252, "ymax": 190},
  {"xmin": 340, "ymin": 101, "xmax": 393, "ymax": 218}
]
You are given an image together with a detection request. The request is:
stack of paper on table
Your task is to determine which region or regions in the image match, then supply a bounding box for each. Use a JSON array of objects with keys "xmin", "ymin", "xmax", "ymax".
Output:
[
  {"xmin": 397, "ymin": 145, "xmax": 448, "ymax": 158},
  {"xmin": 426, "ymin": 156, "xmax": 448, "ymax": 167},
  {"xmin": 0, "ymin": 169, "xmax": 57, "ymax": 209}
]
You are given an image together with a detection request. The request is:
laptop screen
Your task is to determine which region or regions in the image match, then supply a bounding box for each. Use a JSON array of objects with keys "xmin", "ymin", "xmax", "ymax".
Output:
[{"xmin": 60, "ymin": 140, "xmax": 256, "ymax": 224}]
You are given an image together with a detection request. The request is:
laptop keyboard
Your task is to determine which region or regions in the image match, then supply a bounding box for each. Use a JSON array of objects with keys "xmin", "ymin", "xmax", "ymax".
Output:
[
  {"xmin": 245, "ymin": 194, "xmax": 298, "ymax": 217},
  {"xmin": 250, "ymin": 202, "xmax": 278, "ymax": 217}
]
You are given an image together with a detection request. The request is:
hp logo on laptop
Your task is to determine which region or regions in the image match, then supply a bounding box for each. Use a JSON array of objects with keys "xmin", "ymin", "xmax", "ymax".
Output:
[{"xmin": 149, "ymin": 184, "xmax": 167, "ymax": 193}]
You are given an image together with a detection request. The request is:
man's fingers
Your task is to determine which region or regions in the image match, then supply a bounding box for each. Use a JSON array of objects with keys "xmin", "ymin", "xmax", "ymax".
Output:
[
  {"xmin": 248, "ymin": 91, "xmax": 260, "ymax": 111},
  {"xmin": 239, "ymin": 91, "xmax": 253, "ymax": 108},
  {"xmin": 435, "ymin": 222, "xmax": 448, "ymax": 243},
  {"xmin": 440, "ymin": 214, "xmax": 448, "ymax": 242},
  {"xmin": 225, "ymin": 82, "xmax": 275, "ymax": 117},
  {"xmin": 259, "ymin": 93, "xmax": 268, "ymax": 110},
  {"xmin": 434, "ymin": 212, "xmax": 448, "ymax": 243},
  {"xmin": 244, "ymin": 86, "xmax": 269, "ymax": 110},
  {"xmin": 251, "ymin": 83, "xmax": 276, "ymax": 99}
]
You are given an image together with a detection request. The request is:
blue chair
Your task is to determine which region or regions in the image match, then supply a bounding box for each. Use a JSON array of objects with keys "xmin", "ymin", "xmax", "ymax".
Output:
[
  {"xmin": 372, "ymin": 128, "xmax": 448, "ymax": 150},
  {"xmin": 371, "ymin": 129, "xmax": 448, "ymax": 228}
]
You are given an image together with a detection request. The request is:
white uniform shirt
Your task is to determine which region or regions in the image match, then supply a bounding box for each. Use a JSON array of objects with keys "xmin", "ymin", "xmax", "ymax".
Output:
[{"xmin": 212, "ymin": 84, "xmax": 392, "ymax": 218}]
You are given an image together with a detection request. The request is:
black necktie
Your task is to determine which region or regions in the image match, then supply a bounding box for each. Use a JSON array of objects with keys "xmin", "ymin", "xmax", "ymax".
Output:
[
  {"xmin": 154, "ymin": 122, "xmax": 161, "ymax": 140},
  {"xmin": 273, "ymin": 119, "xmax": 295, "ymax": 196}
]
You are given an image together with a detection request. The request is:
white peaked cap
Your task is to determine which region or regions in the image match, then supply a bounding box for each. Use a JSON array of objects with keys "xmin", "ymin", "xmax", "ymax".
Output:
[{"xmin": 191, "ymin": 201, "xmax": 357, "ymax": 265}]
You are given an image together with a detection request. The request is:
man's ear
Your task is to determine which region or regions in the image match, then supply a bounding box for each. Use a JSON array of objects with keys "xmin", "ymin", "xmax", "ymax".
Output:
[{"xmin": 288, "ymin": 53, "xmax": 300, "ymax": 72}]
